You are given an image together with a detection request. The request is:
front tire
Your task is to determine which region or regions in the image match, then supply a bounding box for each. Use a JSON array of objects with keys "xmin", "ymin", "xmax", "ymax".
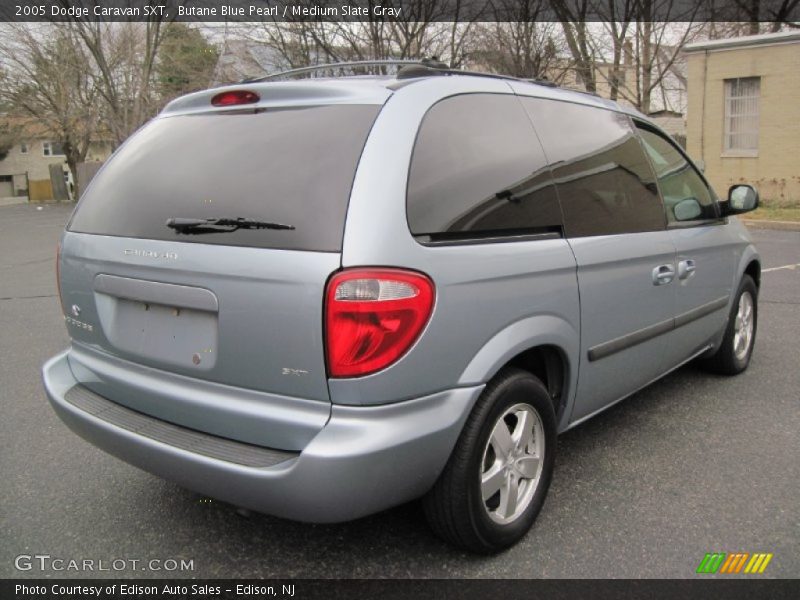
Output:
[
  {"xmin": 701, "ymin": 275, "xmax": 758, "ymax": 375},
  {"xmin": 423, "ymin": 368, "xmax": 557, "ymax": 554}
]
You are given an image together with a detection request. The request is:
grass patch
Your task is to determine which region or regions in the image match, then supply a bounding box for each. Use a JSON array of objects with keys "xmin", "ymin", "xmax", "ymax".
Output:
[{"xmin": 744, "ymin": 206, "xmax": 800, "ymax": 222}]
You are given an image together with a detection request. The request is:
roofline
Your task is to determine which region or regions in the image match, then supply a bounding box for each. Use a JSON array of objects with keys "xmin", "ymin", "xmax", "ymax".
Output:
[
  {"xmin": 160, "ymin": 78, "xmax": 394, "ymax": 116},
  {"xmin": 160, "ymin": 64, "xmax": 639, "ymax": 123},
  {"xmin": 683, "ymin": 30, "xmax": 800, "ymax": 53}
]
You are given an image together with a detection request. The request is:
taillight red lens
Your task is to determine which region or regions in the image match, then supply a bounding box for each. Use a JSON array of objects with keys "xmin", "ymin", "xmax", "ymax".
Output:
[
  {"xmin": 325, "ymin": 269, "xmax": 435, "ymax": 378},
  {"xmin": 210, "ymin": 90, "xmax": 259, "ymax": 107}
]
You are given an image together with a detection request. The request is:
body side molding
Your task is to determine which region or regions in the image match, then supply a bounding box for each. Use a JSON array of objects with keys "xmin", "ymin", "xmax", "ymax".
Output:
[{"xmin": 588, "ymin": 296, "xmax": 729, "ymax": 362}]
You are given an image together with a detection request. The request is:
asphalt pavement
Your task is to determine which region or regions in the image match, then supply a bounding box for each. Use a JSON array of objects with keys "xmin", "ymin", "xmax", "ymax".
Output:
[{"xmin": 1, "ymin": 203, "xmax": 798, "ymax": 578}]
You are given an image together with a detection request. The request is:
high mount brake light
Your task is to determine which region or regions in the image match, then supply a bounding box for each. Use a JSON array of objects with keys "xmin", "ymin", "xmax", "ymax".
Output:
[
  {"xmin": 325, "ymin": 269, "xmax": 435, "ymax": 378},
  {"xmin": 211, "ymin": 90, "xmax": 260, "ymax": 107}
]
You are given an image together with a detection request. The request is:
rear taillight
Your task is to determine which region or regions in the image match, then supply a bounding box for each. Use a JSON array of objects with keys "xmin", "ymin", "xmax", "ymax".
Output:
[{"xmin": 325, "ymin": 269, "xmax": 435, "ymax": 378}]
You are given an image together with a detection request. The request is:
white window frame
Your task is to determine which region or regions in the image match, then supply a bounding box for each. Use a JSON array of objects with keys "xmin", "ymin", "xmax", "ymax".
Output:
[
  {"xmin": 723, "ymin": 77, "xmax": 760, "ymax": 157},
  {"xmin": 42, "ymin": 141, "xmax": 66, "ymax": 157}
]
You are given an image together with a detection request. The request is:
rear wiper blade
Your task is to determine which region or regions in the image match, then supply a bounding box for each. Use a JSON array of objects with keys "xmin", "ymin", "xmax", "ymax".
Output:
[{"xmin": 166, "ymin": 217, "xmax": 295, "ymax": 234}]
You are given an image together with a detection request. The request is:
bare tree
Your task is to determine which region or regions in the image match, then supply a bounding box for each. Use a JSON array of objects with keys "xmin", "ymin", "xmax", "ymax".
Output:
[
  {"xmin": 65, "ymin": 19, "xmax": 168, "ymax": 145},
  {"xmin": 232, "ymin": 2, "xmax": 484, "ymax": 81},
  {"xmin": 702, "ymin": 0, "xmax": 799, "ymax": 36},
  {"xmin": 0, "ymin": 24, "xmax": 99, "ymax": 196},
  {"xmin": 552, "ymin": 0, "xmax": 598, "ymax": 92},
  {"xmin": 564, "ymin": 1, "xmax": 702, "ymax": 114},
  {"xmin": 594, "ymin": 0, "xmax": 637, "ymax": 101},
  {"xmin": 769, "ymin": 0, "xmax": 800, "ymax": 29},
  {"xmin": 729, "ymin": 0, "xmax": 800, "ymax": 33},
  {"xmin": 468, "ymin": 17, "xmax": 567, "ymax": 82},
  {"xmin": 1, "ymin": 15, "xmax": 217, "ymax": 196},
  {"xmin": 622, "ymin": 2, "xmax": 702, "ymax": 114}
]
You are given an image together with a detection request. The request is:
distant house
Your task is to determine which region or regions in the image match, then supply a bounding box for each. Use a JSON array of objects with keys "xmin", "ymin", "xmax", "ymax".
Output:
[
  {"xmin": 684, "ymin": 31, "xmax": 800, "ymax": 204},
  {"xmin": 0, "ymin": 119, "xmax": 112, "ymax": 202}
]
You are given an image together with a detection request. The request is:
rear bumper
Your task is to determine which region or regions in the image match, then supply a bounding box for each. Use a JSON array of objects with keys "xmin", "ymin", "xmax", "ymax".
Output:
[{"xmin": 43, "ymin": 349, "xmax": 483, "ymax": 523}]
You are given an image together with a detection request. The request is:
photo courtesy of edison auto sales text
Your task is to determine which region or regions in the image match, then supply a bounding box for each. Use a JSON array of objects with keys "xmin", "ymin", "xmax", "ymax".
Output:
[{"xmin": 14, "ymin": 584, "xmax": 295, "ymax": 597}]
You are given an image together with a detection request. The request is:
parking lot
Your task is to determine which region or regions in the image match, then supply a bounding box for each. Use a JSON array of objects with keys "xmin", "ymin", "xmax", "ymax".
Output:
[{"xmin": 1, "ymin": 202, "xmax": 798, "ymax": 578}]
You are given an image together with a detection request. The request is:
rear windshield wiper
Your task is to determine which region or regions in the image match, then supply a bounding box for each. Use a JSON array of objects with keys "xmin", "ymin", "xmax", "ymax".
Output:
[{"xmin": 166, "ymin": 217, "xmax": 295, "ymax": 234}]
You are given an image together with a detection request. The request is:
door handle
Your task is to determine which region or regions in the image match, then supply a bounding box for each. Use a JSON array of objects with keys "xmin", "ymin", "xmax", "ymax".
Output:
[
  {"xmin": 652, "ymin": 264, "xmax": 676, "ymax": 286},
  {"xmin": 678, "ymin": 259, "xmax": 696, "ymax": 280}
]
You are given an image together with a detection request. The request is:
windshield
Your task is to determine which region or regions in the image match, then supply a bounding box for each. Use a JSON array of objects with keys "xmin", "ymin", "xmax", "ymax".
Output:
[{"xmin": 69, "ymin": 104, "xmax": 381, "ymax": 251}]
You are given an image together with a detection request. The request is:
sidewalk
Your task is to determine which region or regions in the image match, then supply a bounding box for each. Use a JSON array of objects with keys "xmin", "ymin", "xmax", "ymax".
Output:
[
  {"xmin": 0, "ymin": 196, "xmax": 28, "ymax": 207},
  {"xmin": 741, "ymin": 219, "xmax": 800, "ymax": 232}
]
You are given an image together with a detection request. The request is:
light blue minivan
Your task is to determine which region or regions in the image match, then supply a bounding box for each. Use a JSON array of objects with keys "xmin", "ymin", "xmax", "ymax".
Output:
[{"xmin": 43, "ymin": 61, "xmax": 760, "ymax": 553}]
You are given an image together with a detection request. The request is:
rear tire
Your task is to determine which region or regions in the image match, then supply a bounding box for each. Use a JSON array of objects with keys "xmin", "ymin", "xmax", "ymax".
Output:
[
  {"xmin": 700, "ymin": 275, "xmax": 758, "ymax": 375},
  {"xmin": 423, "ymin": 368, "xmax": 556, "ymax": 554}
]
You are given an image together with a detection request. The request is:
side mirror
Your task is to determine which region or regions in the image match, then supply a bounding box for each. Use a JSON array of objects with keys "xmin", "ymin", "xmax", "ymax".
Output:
[
  {"xmin": 673, "ymin": 197, "xmax": 703, "ymax": 221},
  {"xmin": 722, "ymin": 184, "xmax": 759, "ymax": 216}
]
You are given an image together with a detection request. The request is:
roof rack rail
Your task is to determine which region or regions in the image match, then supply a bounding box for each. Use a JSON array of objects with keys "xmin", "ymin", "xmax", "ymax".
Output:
[
  {"xmin": 441, "ymin": 69, "xmax": 525, "ymax": 84},
  {"xmin": 245, "ymin": 60, "xmax": 442, "ymax": 83},
  {"xmin": 242, "ymin": 59, "xmax": 579, "ymax": 93},
  {"xmin": 557, "ymin": 86, "xmax": 601, "ymax": 98},
  {"xmin": 522, "ymin": 77, "xmax": 558, "ymax": 88}
]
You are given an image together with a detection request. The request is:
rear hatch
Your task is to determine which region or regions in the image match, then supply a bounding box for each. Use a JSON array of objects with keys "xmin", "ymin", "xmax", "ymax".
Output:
[{"xmin": 59, "ymin": 99, "xmax": 382, "ymax": 448}]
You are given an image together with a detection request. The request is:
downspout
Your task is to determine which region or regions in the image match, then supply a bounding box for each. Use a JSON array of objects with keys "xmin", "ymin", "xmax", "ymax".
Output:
[{"xmin": 700, "ymin": 49, "xmax": 708, "ymax": 166}]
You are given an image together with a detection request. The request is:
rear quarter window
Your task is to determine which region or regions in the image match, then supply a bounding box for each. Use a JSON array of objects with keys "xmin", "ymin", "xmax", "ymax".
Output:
[
  {"xmin": 407, "ymin": 93, "xmax": 562, "ymax": 241},
  {"xmin": 69, "ymin": 104, "xmax": 381, "ymax": 252}
]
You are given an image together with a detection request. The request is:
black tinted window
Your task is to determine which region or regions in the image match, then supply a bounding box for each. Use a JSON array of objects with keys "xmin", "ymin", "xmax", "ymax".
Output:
[
  {"xmin": 521, "ymin": 98, "xmax": 664, "ymax": 237},
  {"xmin": 636, "ymin": 126, "xmax": 718, "ymax": 223},
  {"xmin": 407, "ymin": 94, "xmax": 561, "ymax": 240},
  {"xmin": 69, "ymin": 105, "xmax": 380, "ymax": 251}
]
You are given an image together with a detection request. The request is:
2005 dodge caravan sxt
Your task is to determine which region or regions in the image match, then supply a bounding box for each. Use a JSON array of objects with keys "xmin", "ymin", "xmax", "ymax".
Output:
[{"xmin": 43, "ymin": 62, "xmax": 761, "ymax": 553}]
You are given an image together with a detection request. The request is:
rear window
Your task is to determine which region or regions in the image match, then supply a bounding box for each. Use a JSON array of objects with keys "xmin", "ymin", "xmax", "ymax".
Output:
[{"xmin": 69, "ymin": 105, "xmax": 381, "ymax": 251}]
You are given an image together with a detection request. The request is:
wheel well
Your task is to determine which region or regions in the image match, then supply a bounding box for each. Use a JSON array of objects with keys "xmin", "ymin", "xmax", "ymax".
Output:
[
  {"xmin": 745, "ymin": 260, "xmax": 761, "ymax": 289},
  {"xmin": 506, "ymin": 345, "xmax": 567, "ymax": 419}
]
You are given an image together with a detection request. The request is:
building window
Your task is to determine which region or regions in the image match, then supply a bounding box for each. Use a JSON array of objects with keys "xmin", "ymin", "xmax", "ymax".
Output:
[
  {"xmin": 42, "ymin": 141, "xmax": 65, "ymax": 157},
  {"xmin": 20, "ymin": 142, "xmax": 28, "ymax": 154},
  {"xmin": 724, "ymin": 77, "xmax": 760, "ymax": 154}
]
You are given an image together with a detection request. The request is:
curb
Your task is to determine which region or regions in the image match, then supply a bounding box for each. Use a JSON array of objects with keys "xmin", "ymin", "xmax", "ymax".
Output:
[
  {"xmin": 740, "ymin": 219, "xmax": 800, "ymax": 232},
  {"xmin": 0, "ymin": 197, "xmax": 29, "ymax": 207}
]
